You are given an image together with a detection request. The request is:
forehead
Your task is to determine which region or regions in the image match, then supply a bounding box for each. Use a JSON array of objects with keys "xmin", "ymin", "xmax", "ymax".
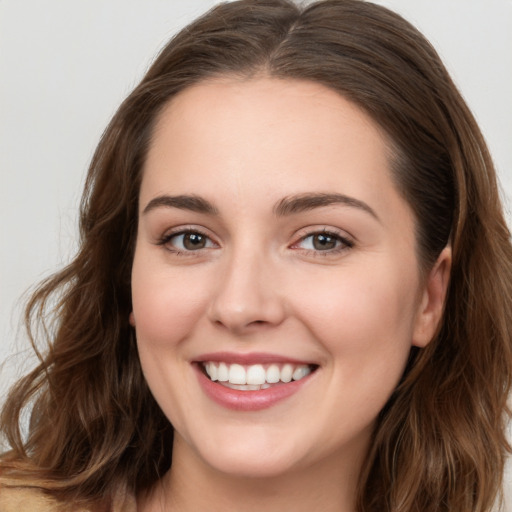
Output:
[
  {"xmin": 139, "ymin": 76, "xmax": 417, "ymax": 261},
  {"xmin": 152, "ymin": 77, "xmax": 387, "ymax": 147},
  {"xmin": 142, "ymin": 77, "xmax": 394, "ymax": 198}
]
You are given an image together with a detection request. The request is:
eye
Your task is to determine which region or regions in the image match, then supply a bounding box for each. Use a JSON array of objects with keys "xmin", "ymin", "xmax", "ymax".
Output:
[
  {"xmin": 295, "ymin": 231, "xmax": 353, "ymax": 253},
  {"xmin": 159, "ymin": 229, "xmax": 216, "ymax": 252}
]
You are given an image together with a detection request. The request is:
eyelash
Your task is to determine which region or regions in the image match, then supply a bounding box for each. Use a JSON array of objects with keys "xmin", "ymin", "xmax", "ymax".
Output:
[
  {"xmin": 156, "ymin": 227, "xmax": 216, "ymax": 255},
  {"xmin": 156, "ymin": 228, "xmax": 354, "ymax": 256},
  {"xmin": 292, "ymin": 229, "xmax": 354, "ymax": 256}
]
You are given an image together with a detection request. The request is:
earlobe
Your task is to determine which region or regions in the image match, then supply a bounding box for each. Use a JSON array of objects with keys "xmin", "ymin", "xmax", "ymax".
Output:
[
  {"xmin": 129, "ymin": 312, "xmax": 136, "ymax": 327},
  {"xmin": 412, "ymin": 246, "xmax": 452, "ymax": 348}
]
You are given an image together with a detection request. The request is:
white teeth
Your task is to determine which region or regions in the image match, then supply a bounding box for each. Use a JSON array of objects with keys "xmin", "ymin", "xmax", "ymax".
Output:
[
  {"xmin": 292, "ymin": 365, "xmax": 311, "ymax": 381},
  {"xmin": 266, "ymin": 364, "xmax": 280, "ymax": 383},
  {"xmin": 224, "ymin": 383, "xmax": 262, "ymax": 391},
  {"xmin": 246, "ymin": 364, "xmax": 266, "ymax": 385},
  {"xmin": 217, "ymin": 362, "xmax": 229, "ymax": 382},
  {"xmin": 281, "ymin": 363, "xmax": 293, "ymax": 383},
  {"xmin": 228, "ymin": 364, "xmax": 246, "ymax": 385},
  {"xmin": 206, "ymin": 362, "xmax": 218, "ymax": 381},
  {"xmin": 203, "ymin": 362, "xmax": 314, "ymax": 387}
]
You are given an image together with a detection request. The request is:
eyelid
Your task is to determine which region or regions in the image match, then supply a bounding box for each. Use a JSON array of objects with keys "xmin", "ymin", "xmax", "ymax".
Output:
[
  {"xmin": 290, "ymin": 227, "xmax": 355, "ymax": 253},
  {"xmin": 154, "ymin": 224, "xmax": 354, "ymax": 256},
  {"xmin": 156, "ymin": 225, "xmax": 219, "ymax": 252}
]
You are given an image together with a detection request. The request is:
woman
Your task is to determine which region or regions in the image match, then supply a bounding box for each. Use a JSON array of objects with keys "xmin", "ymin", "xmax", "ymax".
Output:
[{"xmin": 1, "ymin": 0, "xmax": 511, "ymax": 511}]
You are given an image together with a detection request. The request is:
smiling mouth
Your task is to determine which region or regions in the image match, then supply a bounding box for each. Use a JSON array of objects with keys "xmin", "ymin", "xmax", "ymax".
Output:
[{"xmin": 200, "ymin": 362, "xmax": 318, "ymax": 391}]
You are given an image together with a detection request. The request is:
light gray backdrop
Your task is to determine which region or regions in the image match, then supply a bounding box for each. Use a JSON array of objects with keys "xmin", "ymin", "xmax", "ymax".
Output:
[{"xmin": 1, "ymin": 0, "xmax": 511, "ymax": 505}]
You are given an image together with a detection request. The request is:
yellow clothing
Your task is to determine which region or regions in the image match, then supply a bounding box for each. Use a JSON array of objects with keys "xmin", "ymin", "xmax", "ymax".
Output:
[{"xmin": 0, "ymin": 477, "xmax": 137, "ymax": 512}]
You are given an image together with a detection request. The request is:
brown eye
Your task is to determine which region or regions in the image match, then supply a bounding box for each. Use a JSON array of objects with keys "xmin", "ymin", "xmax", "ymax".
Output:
[
  {"xmin": 182, "ymin": 232, "xmax": 207, "ymax": 250},
  {"xmin": 161, "ymin": 230, "xmax": 215, "ymax": 252},
  {"xmin": 295, "ymin": 231, "xmax": 353, "ymax": 253},
  {"xmin": 312, "ymin": 233, "xmax": 338, "ymax": 250}
]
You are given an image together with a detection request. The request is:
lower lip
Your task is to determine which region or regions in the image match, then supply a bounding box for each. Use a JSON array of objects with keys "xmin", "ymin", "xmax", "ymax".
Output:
[{"xmin": 194, "ymin": 365, "xmax": 314, "ymax": 411}]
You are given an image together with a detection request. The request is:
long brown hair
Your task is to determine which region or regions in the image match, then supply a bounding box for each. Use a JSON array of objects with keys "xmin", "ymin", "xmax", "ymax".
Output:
[{"xmin": 2, "ymin": 1, "xmax": 511, "ymax": 510}]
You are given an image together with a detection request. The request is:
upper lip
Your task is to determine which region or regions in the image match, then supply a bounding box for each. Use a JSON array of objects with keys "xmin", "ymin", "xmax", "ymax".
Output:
[{"xmin": 193, "ymin": 351, "xmax": 317, "ymax": 366}]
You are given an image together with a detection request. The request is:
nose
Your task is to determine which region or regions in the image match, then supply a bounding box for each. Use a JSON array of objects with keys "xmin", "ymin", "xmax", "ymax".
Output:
[{"xmin": 207, "ymin": 248, "xmax": 286, "ymax": 334}]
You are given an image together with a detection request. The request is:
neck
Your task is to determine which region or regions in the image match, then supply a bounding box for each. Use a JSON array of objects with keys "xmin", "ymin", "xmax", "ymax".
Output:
[{"xmin": 138, "ymin": 433, "xmax": 366, "ymax": 512}]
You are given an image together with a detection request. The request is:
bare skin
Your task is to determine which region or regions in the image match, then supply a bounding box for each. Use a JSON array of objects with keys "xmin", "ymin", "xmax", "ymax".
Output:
[
  {"xmin": 138, "ymin": 431, "xmax": 363, "ymax": 511},
  {"xmin": 132, "ymin": 77, "xmax": 451, "ymax": 511}
]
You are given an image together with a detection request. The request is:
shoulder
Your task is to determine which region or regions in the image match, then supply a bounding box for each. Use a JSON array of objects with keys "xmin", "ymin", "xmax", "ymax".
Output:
[
  {"xmin": 0, "ymin": 478, "xmax": 137, "ymax": 512},
  {"xmin": 0, "ymin": 480, "xmax": 66, "ymax": 512}
]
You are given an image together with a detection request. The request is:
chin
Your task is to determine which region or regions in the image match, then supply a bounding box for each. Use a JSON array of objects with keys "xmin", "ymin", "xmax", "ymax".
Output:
[
  {"xmin": 179, "ymin": 427, "xmax": 309, "ymax": 479},
  {"xmin": 203, "ymin": 448, "xmax": 304, "ymax": 480}
]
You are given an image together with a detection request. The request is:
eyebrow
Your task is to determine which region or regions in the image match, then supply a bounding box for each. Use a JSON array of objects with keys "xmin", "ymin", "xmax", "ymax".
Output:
[
  {"xmin": 273, "ymin": 192, "xmax": 379, "ymax": 221},
  {"xmin": 143, "ymin": 194, "xmax": 219, "ymax": 215},
  {"xmin": 142, "ymin": 192, "xmax": 378, "ymax": 221}
]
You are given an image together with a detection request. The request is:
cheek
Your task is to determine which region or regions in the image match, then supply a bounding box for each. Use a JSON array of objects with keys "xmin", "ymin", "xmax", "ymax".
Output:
[
  {"xmin": 131, "ymin": 256, "xmax": 211, "ymax": 349},
  {"xmin": 130, "ymin": 255, "xmax": 211, "ymax": 425},
  {"xmin": 294, "ymin": 260, "xmax": 420, "ymax": 359},
  {"xmin": 296, "ymin": 264, "xmax": 419, "ymax": 425}
]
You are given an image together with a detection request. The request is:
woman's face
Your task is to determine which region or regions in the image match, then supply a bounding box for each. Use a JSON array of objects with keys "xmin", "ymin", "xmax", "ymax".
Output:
[{"xmin": 131, "ymin": 77, "xmax": 450, "ymax": 479}]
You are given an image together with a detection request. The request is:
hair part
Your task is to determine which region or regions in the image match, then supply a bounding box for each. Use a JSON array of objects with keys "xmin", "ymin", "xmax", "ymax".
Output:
[{"xmin": 2, "ymin": 1, "xmax": 511, "ymax": 511}]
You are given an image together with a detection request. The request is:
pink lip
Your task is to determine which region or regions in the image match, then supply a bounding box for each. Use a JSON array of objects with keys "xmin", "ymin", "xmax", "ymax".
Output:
[
  {"xmin": 193, "ymin": 363, "xmax": 316, "ymax": 412},
  {"xmin": 194, "ymin": 351, "xmax": 313, "ymax": 365}
]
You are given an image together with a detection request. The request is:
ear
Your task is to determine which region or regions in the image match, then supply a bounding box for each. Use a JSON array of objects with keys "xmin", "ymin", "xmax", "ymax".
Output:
[
  {"xmin": 129, "ymin": 312, "xmax": 136, "ymax": 327},
  {"xmin": 412, "ymin": 246, "xmax": 452, "ymax": 348}
]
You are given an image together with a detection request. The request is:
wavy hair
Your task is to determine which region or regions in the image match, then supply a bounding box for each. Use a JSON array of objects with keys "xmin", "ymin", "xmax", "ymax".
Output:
[{"xmin": 1, "ymin": 1, "xmax": 511, "ymax": 510}]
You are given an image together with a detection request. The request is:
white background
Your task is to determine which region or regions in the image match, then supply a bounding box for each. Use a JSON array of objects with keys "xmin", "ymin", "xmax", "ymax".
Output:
[{"xmin": 1, "ymin": 0, "xmax": 511, "ymax": 505}]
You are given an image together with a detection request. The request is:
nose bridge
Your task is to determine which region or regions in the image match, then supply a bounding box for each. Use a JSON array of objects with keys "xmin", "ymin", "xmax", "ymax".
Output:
[{"xmin": 208, "ymin": 238, "xmax": 285, "ymax": 332}]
